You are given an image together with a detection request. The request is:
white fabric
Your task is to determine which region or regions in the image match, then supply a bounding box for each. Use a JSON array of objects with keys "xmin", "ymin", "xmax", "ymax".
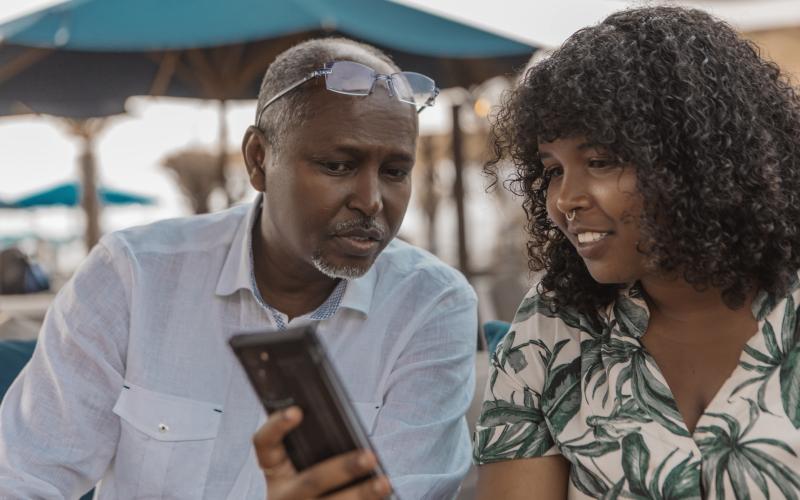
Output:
[{"xmin": 0, "ymin": 200, "xmax": 478, "ymax": 500}]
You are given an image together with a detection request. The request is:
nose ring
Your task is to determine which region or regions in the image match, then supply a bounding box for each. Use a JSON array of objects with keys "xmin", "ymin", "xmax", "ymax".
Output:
[{"xmin": 566, "ymin": 209, "xmax": 576, "ymax": 222}]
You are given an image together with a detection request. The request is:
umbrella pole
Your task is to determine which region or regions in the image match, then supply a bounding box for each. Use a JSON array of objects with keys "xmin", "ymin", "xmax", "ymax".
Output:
[
  {"xmin": 217, "ymin": 99, "xmax": 231, "ymax": 206},
  {"xmin": 80, "ymin": 133, "xmax": 101, "ymax": 249},
  {"xmin": 451, "ymin": 104, "xmax": 471, "ymax": 280},
  {"xmin": 63, "ymin": 118, "xmax": 105, "ymax": 250},
  {"xmin": 418, "ymin": 136, "xmax": 439, "ymax": 255}
]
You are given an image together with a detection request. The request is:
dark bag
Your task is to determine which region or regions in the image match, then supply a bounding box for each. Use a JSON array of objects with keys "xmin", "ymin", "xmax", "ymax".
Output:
[{"xmin": 0, "ymin": 248, "xmax": 50, "ymax": 295}]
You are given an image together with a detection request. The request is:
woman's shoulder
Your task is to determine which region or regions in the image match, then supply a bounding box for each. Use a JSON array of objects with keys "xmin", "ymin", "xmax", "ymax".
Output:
[{"xmin": 507, "ymin": 286, "xmax": 609, "ymax": 349}]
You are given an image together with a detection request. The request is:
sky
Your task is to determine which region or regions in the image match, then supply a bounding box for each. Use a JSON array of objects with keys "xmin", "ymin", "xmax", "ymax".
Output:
[
  {"xmin": 397, "ymin": 0, "xmax": 800, "ymax": 48},
  {"xmin": 0, "ymin": 0, "xmax": 63, "ymax": 25}
]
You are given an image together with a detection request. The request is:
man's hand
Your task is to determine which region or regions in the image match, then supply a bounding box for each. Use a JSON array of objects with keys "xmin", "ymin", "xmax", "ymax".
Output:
[{"xmin": 254, "ymin": 406, "xmax": 392, "ymax": 499}]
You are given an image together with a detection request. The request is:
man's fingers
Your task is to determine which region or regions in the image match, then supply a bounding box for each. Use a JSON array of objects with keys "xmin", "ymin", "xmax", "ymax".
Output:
[
  {"xmin": 322, "ymin": 475, "xmax": 392, "ymax": 500},
  {"xmin": 253, "ymin": 406, "xmax": 302, "ymax": 471},
  {"xmin": 282, "ymin": 450, "xmax": 380, "ymax": 498},
  {"xmin": 254, "ymin": 406, "xmax": 303, "ymax": 448},
  {"xmin": 255, "ymin": 416, "xmax": 389, "ymax": 500}
]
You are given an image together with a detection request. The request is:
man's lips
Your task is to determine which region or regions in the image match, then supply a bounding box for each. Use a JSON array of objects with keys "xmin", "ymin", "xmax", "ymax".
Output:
[
  {"xmin": 330, "ymin": 227, "xmax": 385, "ymax": 257},
  {"xmin": 334, "ymin": 227, "xmax": 384, "ymax": 241},
  {"xmin": 332, "ymin": 234, "xmax": 381, "ymax": 256}
]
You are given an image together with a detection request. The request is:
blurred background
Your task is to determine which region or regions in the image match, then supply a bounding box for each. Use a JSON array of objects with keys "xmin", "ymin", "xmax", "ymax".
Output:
[
  {"xmin": 1, "ymin": 0, "xmax": 799, "ymax": 336},
  {"xmin": 2, "ymin": 2, "xmax": 800, "ymax": 498}
]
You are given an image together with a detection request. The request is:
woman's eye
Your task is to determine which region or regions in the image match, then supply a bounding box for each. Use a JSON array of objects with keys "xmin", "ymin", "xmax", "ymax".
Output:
[
  {"xmin": 588, "ymin": 158, "xmax": 616, "ymax": 168},
  {"xmin": 543, "ymin": 165, "xmax": 563, "ymax": 179}
]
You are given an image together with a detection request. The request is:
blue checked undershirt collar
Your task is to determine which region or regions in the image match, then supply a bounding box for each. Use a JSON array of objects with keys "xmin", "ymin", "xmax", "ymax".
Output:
[{"xmin": 214, "ymin": 195, "xmax": 376, "ymax": 319}]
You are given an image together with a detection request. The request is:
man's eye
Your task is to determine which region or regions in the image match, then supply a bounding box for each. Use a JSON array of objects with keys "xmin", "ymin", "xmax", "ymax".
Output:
[
  {"xmin": 383, "ymin": 167, "xmax": 411, "ymax": 180},
  {"xmin": 320, "ymin": 161, "xmax": 352, "ymax": 173}
]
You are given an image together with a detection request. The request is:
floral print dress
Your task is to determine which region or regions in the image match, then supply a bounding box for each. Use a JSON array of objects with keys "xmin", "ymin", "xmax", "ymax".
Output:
[{"xmin": 474, "ymin": 276, "xmax": 800, "ymax": 499}]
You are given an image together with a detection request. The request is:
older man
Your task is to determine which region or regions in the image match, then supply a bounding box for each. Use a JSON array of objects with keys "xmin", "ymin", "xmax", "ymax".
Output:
[{"xmin": 0, "ymin": 38, "xmax": 477, "ymax": 499}]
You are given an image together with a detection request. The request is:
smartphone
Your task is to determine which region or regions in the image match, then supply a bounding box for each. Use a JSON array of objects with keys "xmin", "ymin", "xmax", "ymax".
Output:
[{"xmin": 229, "ymin": 325, "xmax": 390, "ymax": 495}]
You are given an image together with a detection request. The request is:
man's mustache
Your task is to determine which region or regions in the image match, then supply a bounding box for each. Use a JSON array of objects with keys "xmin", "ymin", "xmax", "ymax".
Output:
[{"xmin": 329, "ymin": 218, "xmax": 388, "ymax": 239}]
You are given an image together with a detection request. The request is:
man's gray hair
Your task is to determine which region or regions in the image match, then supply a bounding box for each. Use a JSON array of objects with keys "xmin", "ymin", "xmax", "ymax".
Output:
[{"xmin": 255, "ymin": 37, "xmax": 401, "ymax": 152}]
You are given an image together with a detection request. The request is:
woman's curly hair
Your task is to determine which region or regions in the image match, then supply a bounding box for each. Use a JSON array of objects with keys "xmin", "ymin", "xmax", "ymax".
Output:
[{"xmin": 488, "ymin": 6, "xmax": 800, "ymax": 313}]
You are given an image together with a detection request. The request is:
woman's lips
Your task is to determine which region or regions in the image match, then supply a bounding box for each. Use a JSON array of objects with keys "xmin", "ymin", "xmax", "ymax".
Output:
[{"xmin": 573, "ymin": 231, "xmax": 612, "ymax": 259}]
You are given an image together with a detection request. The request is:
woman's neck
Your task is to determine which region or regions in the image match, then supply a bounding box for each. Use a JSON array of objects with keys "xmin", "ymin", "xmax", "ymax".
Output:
[{"xmin": 638, "ymin": 274, "xmax": 756, "ymax": 344}]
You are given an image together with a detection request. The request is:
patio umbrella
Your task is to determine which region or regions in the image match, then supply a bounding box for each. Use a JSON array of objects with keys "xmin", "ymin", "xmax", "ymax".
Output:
[
  {"xmin": 0, "ymin": 0, "xmax": 536, "ymax": 118},
  {"xmin": 8, "ymin": 182, "xmax": 155, "ymax": 208},
  {"xmin": 0, "ymin": 0, "xmax": 536, "ymax": 261}
]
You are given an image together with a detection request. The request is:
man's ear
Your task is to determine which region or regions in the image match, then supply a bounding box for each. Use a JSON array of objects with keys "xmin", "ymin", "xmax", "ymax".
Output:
[{"xmin": 242, "ymin": 125, "xmax": 272, "ymax": 192}]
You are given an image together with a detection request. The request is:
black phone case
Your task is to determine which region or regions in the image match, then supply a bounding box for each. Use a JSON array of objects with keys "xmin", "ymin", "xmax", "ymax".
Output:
[{"xmin": 229, "ymin": 326, "xmax": 391, "ymax": 494}]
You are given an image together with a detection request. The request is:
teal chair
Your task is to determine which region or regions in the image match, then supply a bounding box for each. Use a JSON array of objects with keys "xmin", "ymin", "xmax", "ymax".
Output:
[
  {"xmin": 483, "ymin": 320, "xmax": 511, "ymax": 354},
  {"xmin": 0, "ymin": 340, "xmax": 36, "ymax": 399},
  {"xmin": 0, "ymin": 339, "xmax": 94, "ymax": 500}
]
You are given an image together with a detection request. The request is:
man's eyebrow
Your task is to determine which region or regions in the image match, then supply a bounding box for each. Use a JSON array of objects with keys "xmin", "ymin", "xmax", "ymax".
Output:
[
  {"xmin": 384, "ymin": 152, "xmax": 415, "ymax": 163},
  {"xmin": 333, "ymin": 146, "xmax": 414, "ymax": 162}
]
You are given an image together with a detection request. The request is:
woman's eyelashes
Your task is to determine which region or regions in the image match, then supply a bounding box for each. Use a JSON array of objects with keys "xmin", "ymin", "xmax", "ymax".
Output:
[
  {"xmin": 542, "ymin": 163, "xmax": 563, "ymax": 180},
  {"xmin": 587, "ymin": 157, "xmax": 619, "ymax": 169},
  {"xmin": 542, "ymin": 157, "xmax": 618, "ymax": 179}
]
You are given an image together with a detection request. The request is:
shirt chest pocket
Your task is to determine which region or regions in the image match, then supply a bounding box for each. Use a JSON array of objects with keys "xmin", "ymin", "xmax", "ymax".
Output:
[{"xmin": 112, "ymin": 383, "xmax": 224, "ymax": 499}]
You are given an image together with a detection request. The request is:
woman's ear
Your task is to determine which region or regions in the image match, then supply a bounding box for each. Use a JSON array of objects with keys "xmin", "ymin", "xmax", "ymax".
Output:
[{"xmin": 242, "ymin": 125, "xmax": 271, "ymax": 192}]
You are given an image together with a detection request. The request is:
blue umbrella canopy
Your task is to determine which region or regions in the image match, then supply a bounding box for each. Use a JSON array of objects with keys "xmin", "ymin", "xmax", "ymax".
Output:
[
  {"xmin": 9, "ymin": 182, "xmax": 155, "ymax": 208},
  {"xmin": 3, "ymin": 0, "xmax": 531, "ymax": 57},
  {"xmin": 0, "ymin": 0, "xmax": 536, "ymax": 117}
]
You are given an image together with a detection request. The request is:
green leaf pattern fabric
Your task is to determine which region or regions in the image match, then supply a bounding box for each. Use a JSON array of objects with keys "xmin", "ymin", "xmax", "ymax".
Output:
[{"xmin": 474, "ymin": 274, "xmax": 800, "ymax": 498}]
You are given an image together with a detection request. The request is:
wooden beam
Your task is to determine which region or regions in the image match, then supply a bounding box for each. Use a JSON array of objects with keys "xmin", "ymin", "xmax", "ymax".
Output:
[
  {"xmin": 0, "ymin": 47, "xmax": 52, "ymax": 84},
  {"xmin": 148, "ymin": 51, "xmax": 179, "ymax": 96},
  {"xmin": 186, "ymin": 48, "xmax": 223, "ymax": 98}
]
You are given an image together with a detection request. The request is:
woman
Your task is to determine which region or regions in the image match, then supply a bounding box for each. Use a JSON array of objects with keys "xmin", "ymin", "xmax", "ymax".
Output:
[{"xmin": 474, "ymin": 6, "xmax": 800, "ymax": 499}]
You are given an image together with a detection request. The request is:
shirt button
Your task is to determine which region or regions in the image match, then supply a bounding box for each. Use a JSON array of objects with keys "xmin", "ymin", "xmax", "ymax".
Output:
[{"xmin": 158, "ymin": 423, "xmax": 169, "ymax": 433}]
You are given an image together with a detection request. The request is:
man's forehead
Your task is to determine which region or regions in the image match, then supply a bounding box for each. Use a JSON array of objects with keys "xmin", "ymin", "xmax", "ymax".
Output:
[
  {"xmin": 281, "ymin": 86, "xmax": 417, "ymax": 152},
  {"xmin": 323, "ymin": 45, "xmax": 396, "ymax": 74},
  {"xmin": 313, "ymin": 81, "xmax": 416, "ymax": 122}
]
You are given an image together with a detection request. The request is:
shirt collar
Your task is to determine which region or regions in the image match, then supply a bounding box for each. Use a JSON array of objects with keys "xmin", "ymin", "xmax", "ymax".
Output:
[
  {"xmin": 215, "ymin": 195, "xmax": 377, "ymax": 317},
  {"xmin": 338, "ymin": 260, "xmax": 376, "ymax": 316},
  {"xmin": 215, "ymin": 198, "xmax": 259, "ymax": 297},
  {"xmin": 608, "ymin": 281, "xmax": 650, "ymax": 339}
]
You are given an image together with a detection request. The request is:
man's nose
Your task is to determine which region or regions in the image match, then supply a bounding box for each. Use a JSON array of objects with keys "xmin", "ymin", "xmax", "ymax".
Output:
[{"xmin": 348, "ymin": 169, "xmax": 383, "ymax": 217}]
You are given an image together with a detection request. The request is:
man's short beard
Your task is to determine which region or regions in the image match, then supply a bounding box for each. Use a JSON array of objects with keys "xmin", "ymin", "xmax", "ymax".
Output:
[
  {"xmin": 311, "ymin": 251, "xmax": 370, "ymax": 280},
  {"xmin": 311, "ymin": 216, "xmax": 388, "ymax": 279}
]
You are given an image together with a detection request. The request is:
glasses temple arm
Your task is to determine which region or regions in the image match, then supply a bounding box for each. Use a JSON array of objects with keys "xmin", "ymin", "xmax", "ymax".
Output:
[
  {"xmin": 417, "ymin": 87, "xmax": 440, "ymax": 114},
  {"xmin": 255, "ymin": 70, "xmax": 326, "ymax": 126}
]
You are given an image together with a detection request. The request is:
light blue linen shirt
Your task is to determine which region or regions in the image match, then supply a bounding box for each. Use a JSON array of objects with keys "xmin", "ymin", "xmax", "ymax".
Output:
[{"xmin": 0, "ymin": 200, "xmax": 478, "ymax": 499}]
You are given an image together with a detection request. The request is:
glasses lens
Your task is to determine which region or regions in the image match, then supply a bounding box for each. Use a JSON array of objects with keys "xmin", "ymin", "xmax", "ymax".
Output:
[
  {"xmin": 326, "ymin": 61, "xmax": 375, "ymax": 96},
  {"xmin": 391, "ymin": 72, "xmax": 436, "ymax": 106}
]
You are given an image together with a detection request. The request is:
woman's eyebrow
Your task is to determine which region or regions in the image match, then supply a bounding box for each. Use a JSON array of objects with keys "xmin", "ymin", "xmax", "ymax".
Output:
[{"xmin": 577, "ymin": 142, "xmax": 604, "ymax": 152}]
